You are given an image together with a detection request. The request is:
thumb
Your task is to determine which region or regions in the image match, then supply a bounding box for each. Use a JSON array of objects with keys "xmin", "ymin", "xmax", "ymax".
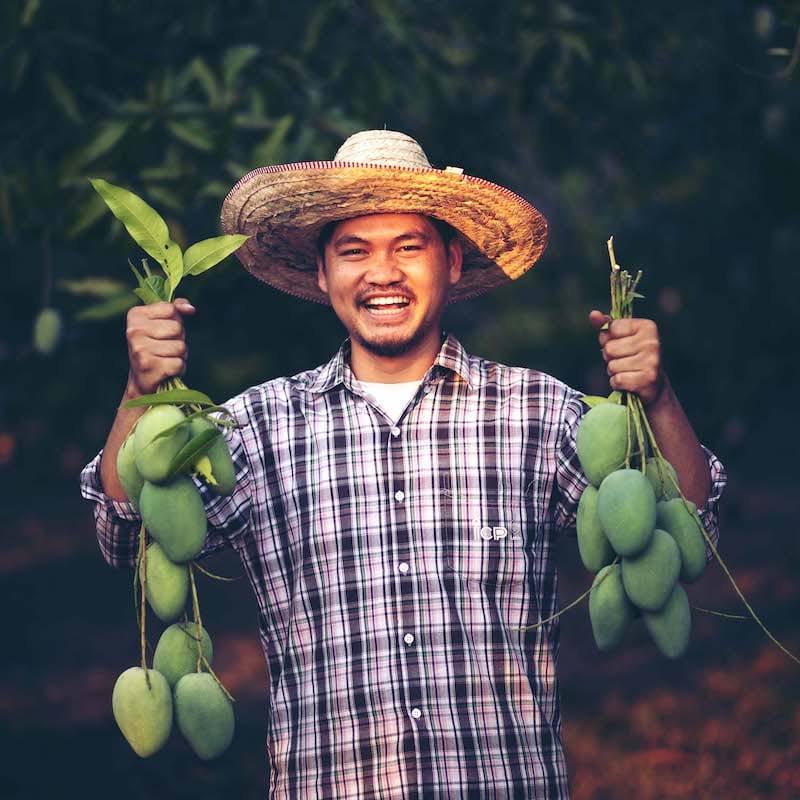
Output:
[
  {"xmin": 173, "ymin": 297, "xmax": 196, "ymax": 316},
  {"xmin": 589, "ymin": 309, "xmax": 610, "ymax": 331}
]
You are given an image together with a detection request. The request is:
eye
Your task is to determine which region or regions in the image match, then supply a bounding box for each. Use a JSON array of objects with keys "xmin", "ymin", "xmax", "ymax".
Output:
[{"xmin": 339, "ymin": 247, "xmax": 366, "ymax": 256}]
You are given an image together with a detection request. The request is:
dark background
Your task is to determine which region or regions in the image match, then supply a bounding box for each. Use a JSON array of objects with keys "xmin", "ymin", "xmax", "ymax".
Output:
[{"xmin": 1, "ymin": 2, "xmax": 799, "ymax": 798}]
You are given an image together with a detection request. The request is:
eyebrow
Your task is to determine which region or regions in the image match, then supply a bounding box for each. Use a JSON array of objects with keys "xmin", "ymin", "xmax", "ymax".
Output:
[{"xmin": 331, "ymin": 231, "xmax": 432, "ymax": 249}]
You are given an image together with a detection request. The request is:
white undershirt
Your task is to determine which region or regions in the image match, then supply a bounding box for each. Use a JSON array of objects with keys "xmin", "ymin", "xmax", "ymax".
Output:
[{"xmin": 355, "ymin": 380, "xmax": 422, "ymax": 423}]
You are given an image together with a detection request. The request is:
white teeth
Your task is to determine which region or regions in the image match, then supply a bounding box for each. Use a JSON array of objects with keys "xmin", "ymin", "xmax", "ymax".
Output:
[{"xmin": 365, "ymin": 296, "xmax": 409, "ymax": 307}]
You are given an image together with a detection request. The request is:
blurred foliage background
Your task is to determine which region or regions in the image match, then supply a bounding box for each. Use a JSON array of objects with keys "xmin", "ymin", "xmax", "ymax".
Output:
[
  {"xmin": 4, "ymin": 0, "xmax": 799, "ymax": 492},
  {"xmin": 2, "ymin": 3, "xmax": 800, "ymax": 798}
]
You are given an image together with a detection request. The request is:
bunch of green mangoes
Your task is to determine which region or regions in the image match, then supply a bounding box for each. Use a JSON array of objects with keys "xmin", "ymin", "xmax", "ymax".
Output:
[
  {"xmin": 575, "ymin": 402, "xmax": 708, "ymax": 659},
  {"xmin": 112, "ymin": 403, "xmax": 236, "ymax": 759}
]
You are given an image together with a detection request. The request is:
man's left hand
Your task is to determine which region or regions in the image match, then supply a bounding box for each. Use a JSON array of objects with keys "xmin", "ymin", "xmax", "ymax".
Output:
[{"xmin": 589, "ymin": 310, "xmax": 665, "ymax": 406}]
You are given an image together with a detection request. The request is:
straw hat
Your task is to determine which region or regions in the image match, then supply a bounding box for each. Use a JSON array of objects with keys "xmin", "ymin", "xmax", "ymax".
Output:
[{"xmin": 220, "ymin": 129, "xmax": 548, "ymax": 304}]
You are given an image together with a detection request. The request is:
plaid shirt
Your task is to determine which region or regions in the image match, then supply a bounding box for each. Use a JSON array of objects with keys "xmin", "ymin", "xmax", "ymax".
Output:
[{"xmin": 81, "ymin": 334, "xmax": 726, "ymax": 800}]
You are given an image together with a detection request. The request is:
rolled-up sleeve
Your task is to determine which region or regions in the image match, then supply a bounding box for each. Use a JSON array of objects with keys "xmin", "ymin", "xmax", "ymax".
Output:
[
  {"xmin": 696, "ymin": 444, "xmax": 727, "ymax": 557},
  {"xmin": 80, "ymin": 453, "xmax": 142, "ymax": 568},
  {"xmin": 80, "ymin": 398, "xmax": 254, "ymax": 568}
]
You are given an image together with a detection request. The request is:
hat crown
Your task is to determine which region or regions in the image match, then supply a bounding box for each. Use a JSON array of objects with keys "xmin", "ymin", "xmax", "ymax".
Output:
[{"xmin": 333, "ymin": 129, "xmax": 432, "ymax": 169}]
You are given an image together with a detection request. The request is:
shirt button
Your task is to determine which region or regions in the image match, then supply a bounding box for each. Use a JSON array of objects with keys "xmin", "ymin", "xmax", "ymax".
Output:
[
  {"xmin": 403, "ymin": 633, "xmax": 415, "ymax": 645},
  {"xmin": 391, "ymin": 427, "xmax": 401, "ymax": 437},
  {"xmin": 398, "ymin": 562, "xmax": 410, "ymax": 574},
  {"xmin": 410, "ymin": 707, "xmax": 422, "ymax": 719},
  {"xmin": 394, "ymin": 490, "xmax": 405, "ymax": 502}
]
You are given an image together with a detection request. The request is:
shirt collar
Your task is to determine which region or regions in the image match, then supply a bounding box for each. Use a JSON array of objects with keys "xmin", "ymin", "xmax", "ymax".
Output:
[{"xmin": 304, "ymin": 332, "xmax": 473, "ymax": 394}]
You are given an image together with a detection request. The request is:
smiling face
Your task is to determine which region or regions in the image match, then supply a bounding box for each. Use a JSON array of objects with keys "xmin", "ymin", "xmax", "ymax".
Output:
[{"xmin": 316, "ymin": 213, "xmax": 462, "ymax": 379}]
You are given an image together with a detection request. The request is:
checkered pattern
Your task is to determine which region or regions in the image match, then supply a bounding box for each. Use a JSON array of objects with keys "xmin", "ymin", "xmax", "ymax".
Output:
[{"xmin": 81, "ymin": 334, "xmax": 726, "ymax": 799}]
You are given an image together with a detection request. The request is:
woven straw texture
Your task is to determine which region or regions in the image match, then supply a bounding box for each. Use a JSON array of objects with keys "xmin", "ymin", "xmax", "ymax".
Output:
[{"xmin": 221, "ymin": 131, "xmax": 549, "ymax": 304}]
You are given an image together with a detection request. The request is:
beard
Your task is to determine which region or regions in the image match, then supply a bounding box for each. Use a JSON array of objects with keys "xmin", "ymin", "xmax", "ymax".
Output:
[{"xmin": 351, "ymin": 318, "xmax": 432, "ymax": 358}]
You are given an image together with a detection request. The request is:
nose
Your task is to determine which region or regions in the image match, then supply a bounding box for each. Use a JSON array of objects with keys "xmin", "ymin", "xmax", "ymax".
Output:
[{"xmin": 364, "ymin": 253, "xmax": 404, "ymax": 285}]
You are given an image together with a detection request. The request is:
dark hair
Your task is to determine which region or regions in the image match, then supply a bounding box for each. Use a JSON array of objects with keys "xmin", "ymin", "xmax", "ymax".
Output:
[{"xmin": 316, "ymin": 216, "xmax": 456, "ymax": 264}]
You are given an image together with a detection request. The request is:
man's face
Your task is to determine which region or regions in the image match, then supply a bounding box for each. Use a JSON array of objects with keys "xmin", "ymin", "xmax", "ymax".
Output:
[{"xmin": 317, "ymin": 213, "xmax": 462, "ymax": 359}]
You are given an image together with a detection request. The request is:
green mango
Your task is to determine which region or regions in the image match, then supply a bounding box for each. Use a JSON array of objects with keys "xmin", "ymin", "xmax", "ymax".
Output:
[
  {"xmin": 153, "ymin": 622, "xmax": 213, "ymax": 688},
  {"xmin": 575, "ymin": 403, "xmax": 629, "ymax": 487},
  {"xmin": 643, "ymin": 583, "xmax": 692, "ymax": 659},
  {"xmin": 33, "ymin": 307, "xmax": 63, "ymax": 355},
  {"xmin": 134, "ymin": 405, "xmax": 190, "ymax": 484},
  {"xmin": 139, "ymin": 476, "xmax": 207, "ymax": 562},
  {"xmin": 187, "ymin": 416, "xmax": 236, "ymax": 496},
  {"xmin": 597, "ymin": 468, "xmax": 657, "ymax": 556},
  {"xmin": 657, "ymin": 498, "xmax": 707, "ymax": 583},
  {"xmin": 145, "ymin": 542, "xmax": 189, "ymax": 622},
  {"xmin": 174, "ymin": 672, "xmax": 235, "ymax": 760},
  {"xmin": 111, "ymin": 666, "xmax": 173, "ymax": 758},
  {"xmin": 621, "ymin": 528, "xmax": 681, "ymax": 611},
  {"xmin": 589, "ymin": 563, "xmax": 635, "ymax": 651},
  {"xmin": 645, "ymin": 457, "xmax": 681, "ymax": 500},
  {"xmin": 117, "ymin": 432, "xmax": 144, "ymax": 509},
  {"xmin": 576, "ymin": 485, "xmax": 614, "ymax": 572}
]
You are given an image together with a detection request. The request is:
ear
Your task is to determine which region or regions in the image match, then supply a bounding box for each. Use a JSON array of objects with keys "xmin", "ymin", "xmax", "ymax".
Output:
[
  {"xmin": 316, "ymin": 254, "xmax": 328, "ymax": 295},
  {"xmin": 447, "ymin": 237, "xmax": 463, "ymax": 286}
]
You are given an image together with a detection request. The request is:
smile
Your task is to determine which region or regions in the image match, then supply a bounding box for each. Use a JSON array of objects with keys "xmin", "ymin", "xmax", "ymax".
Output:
[{"xmin": 362, "ymin": 295, "xmax": 411, "ymax": 314}]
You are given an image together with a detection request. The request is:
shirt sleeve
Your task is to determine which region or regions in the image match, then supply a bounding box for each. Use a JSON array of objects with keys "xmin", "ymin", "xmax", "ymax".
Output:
[
  {"xmin": 552, "ymin": 395, "xmax": 728, "ymax": 554},
  {"xmin": 79, "ymin": 403, "xmax": 254, "ymax": 569},
  {"xmin": 552, "ymin": 393, "xmax": 590, "ymax": 532}
]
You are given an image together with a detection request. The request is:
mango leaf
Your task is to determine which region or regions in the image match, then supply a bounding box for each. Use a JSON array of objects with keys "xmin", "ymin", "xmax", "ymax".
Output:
[
  {"xmin": 164, "ymin": 426, "xmax": 221, "ymax": 480},
  {"xmin": 122, "ymin": 388, "xmax": 216, "ymax": 408},
  {"xmin": 77, "ymin": 294, "xmax": 138, "ymax": 320},
  {"xmin": 90, "ymin": 178, "xmax": 169, "ymax": 263},
  {"xmin": 192, "ymin": 454, "xmax": 218, "ymax": 486},
  {"xmin": 61, "ymin": 121, "xmax": 129, "ymax": 177},
  {"xmin": 189, "ymin": 57, "xmax": 221, "ymax": 107},
  {"xmin": 222, "ymin": 45, "xmax": 260, "ymax": 89},
  {"xmin": 166, "ymin": 120, "xmax": 214, "ymax": 152},
  {"xmin": 183, "ymin": 234, "xmax": 249, "ymax": 276},
  {"xmin": 163, "ymin": 239, "xmax": 184, "ymax": 297},
  {"xmin": 43, "ymin": 69, "xmax": 82, "ymax": 123},
  {"xmin": 59, "ymin": 276, "xmax": 130, "ymax": 297},
  {"xmin": 65, "ymin": 191, "xmax": 109, "ymax": 238},
  {"xmin": 579, "ymin": 395, "xmax": 614, "ymax": 408}
]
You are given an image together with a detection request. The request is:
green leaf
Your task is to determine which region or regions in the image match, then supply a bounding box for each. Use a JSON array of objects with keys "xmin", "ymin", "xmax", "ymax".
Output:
[
  {"xmin": 252, "ymin": 114, "xmax": 294, "ymax": 164},
  {"xmin": 166, "ymin": 120, "xmax": 214, "ymax": 152},
  {"xmin": 62, "ymin": 121, "xmax": 129, "ymax": 176},
  {"xmin": 189, "ymin": 57, "xmax": 221, "ymax": 106},
  {"xmin": 165, "ymin": 426, "xmax": 221, "ymax": 480},
  {"xmin": 222, "ymin": 45, "xmax": 260, "ymax": 88},
  {"xmin": 162, "ymin": 239, "xmax": 184, "ymax": 297},
  {"xmin": 43, "ymin": 70, "xmax": 82, "ymax": 124},
  {"xmin": 122, "ymin": 388, "xmax": 216, "ymax": 408},
  {"xmin": 607, "ymin": 391, "xmax": 624, "ymax": 404},
  {"xmin": 65, "ymin": 191, "xmax": 108, "ymax": 238},
  {"xmin": 58, "ymin": 276, "xmax": 130, "ymax": 297},
  {"xmin": 77, "ymin": 294, "xmax": 138, "ymax": 320},
  {"xmin": 579, "ymin": 395, "xmax": 613, "ymax": 408},
  {"xmin": 89, "ymin": 178, "xmax": 170, "ymax": 263},
  {"xmin": 183, "ymin": 234, "xmax": 249, "ymax": 277}
]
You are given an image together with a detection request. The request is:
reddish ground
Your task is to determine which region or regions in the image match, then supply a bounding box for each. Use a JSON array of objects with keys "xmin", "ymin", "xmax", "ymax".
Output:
[{"xmin": 0, "ymin": 470, "xmax": 797, "ymax": 799}]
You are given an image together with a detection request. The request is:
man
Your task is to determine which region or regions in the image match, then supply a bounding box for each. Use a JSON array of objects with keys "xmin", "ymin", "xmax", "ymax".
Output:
[{"xmin": 81, "ymin": 130, "xmax": 725, "ymax": 798}]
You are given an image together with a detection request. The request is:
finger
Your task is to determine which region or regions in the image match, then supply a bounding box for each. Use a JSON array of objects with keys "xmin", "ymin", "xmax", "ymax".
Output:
[
  {"xmin": 141, "ymin": 319, "xmax": 186, "ymax": 341},
  {"xmin": 606, "ymin": 353, "xmax": 658, "ymax": 377},
  {"xmin": 148, "ymin": 339, "xmax": 188, "ymax": 359},
  {"xmin": 606, "ymin": 318, "xmax": 639, "ymax": 338},
  {"xmin": 603, "ymin": 336, "xmax": 657, "ymax": 361},
  {"xmin": 608, "ymin": 368, "xmax": 660, "ymax": 396},
  {"xmin": 589, "ymin": 309, "xmax": 611, "ymax": 331}
]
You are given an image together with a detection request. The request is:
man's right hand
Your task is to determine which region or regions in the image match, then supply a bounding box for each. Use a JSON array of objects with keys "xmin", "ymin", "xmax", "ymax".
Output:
[{"xmin": 125, "ymin": 298, "xmax": 196, "ymax": 398}]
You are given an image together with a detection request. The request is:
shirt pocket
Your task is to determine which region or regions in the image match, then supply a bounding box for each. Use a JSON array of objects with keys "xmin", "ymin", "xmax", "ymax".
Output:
[{"xmin": 440, "ymin": 491, "xmax": 527, "ymax": 589}]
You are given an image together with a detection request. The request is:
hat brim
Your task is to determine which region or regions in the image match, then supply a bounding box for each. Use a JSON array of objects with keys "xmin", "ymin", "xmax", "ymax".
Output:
[{"xmin": 221, "ymin": 161, "xmax": 548, "ymax": 304}]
